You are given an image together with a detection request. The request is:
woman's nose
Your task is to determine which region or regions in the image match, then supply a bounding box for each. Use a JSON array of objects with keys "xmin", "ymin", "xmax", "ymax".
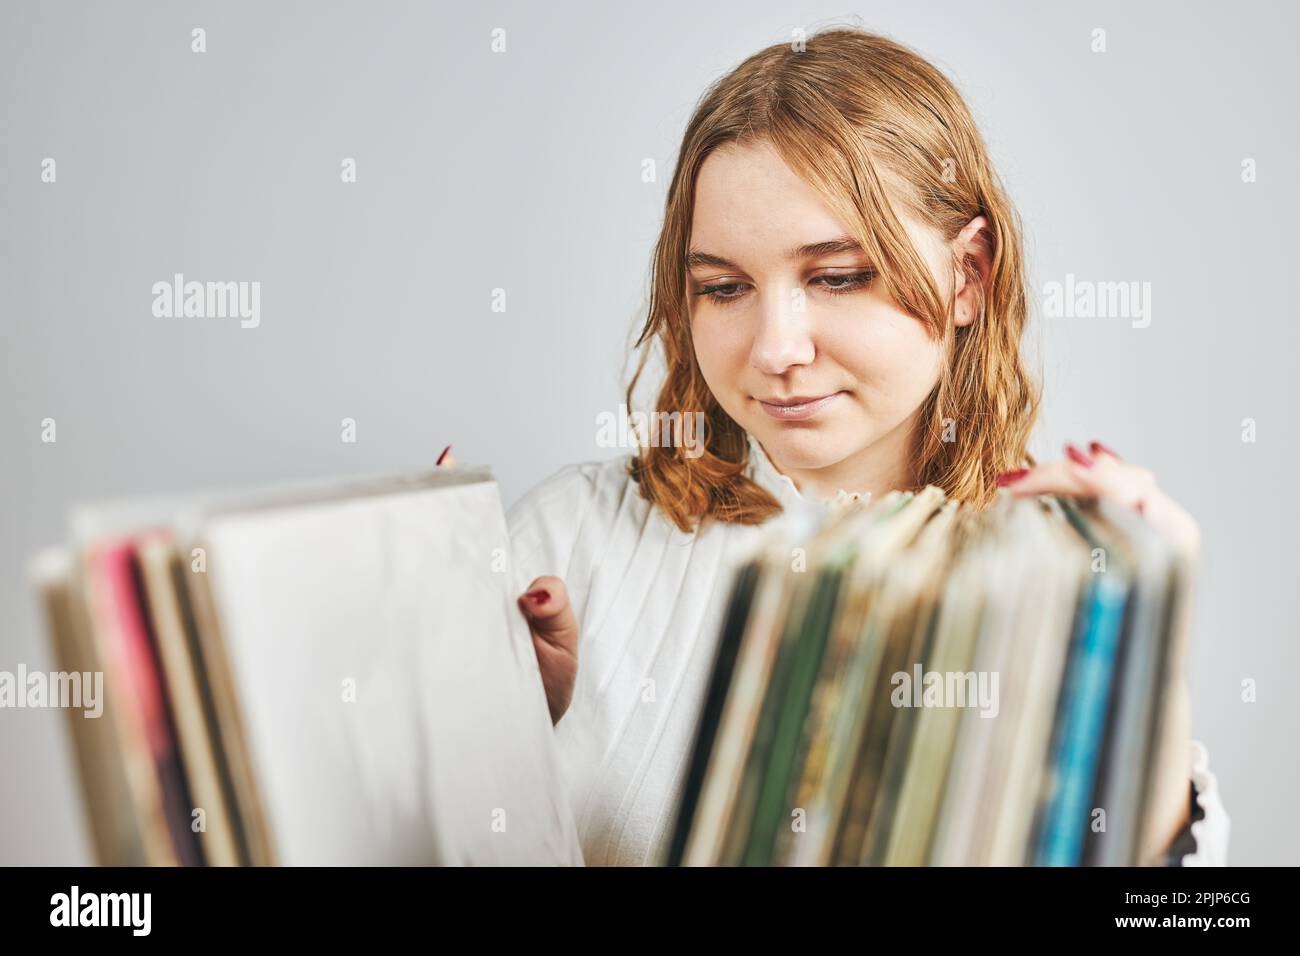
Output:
[{"xmin": 749, "ymin": 285, "xmax": 815, "ymax": 374}]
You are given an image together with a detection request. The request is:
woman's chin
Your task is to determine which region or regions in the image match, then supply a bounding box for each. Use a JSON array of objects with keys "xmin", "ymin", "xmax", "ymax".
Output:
[{"xmin": 755, "ymin": 427, "xmax": 864, "ymax": 473}]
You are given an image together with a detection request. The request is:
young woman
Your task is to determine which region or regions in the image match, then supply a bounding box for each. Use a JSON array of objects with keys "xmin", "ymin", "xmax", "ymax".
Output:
[{"xmin": 443, "ymin": 27, "xmax": 1228, "ymax": 866}]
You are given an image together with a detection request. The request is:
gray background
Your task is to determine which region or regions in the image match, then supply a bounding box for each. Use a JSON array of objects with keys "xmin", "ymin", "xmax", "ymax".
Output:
[{"xmin": 2, "ymin": 0, "xmax": 1296, "ymax": 865}]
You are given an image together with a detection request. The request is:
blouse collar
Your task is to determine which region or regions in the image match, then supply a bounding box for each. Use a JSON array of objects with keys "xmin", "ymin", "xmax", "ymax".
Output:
[{"xmin": 743, "ymin": 432, "xmax": 869, "ymax": 509}]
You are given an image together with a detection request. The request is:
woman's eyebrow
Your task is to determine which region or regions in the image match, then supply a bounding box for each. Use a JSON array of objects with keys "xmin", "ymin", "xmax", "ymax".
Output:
[
  {"xmin": 789, "ymin": 236, "xmax": 864, "ymax": 260},
  {"xmin": 685, "ymin": 236, "xmax": 864, "ymax": 269},
  {"xmin": 685, "ymin": 249, "xmax": 738, "ymax": 270}
]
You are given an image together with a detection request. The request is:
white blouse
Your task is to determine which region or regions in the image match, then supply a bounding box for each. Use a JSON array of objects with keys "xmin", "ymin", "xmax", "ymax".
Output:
[{"xmin": 506, "ymin": 435, "xmax": 1230, "ymax": 866}]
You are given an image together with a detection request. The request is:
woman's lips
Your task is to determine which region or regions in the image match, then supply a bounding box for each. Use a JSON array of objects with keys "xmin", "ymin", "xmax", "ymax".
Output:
[{"xmin": 756, "ymin": 392, "xmax": 843, "ymax": 421}]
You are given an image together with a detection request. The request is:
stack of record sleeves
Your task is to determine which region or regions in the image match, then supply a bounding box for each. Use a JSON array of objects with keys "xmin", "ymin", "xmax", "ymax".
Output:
[
  {"xmin": 667, "ymin": 486, "xmax": 1195, "ymax": 867},
  {"xmin": 30, "ymin": 469, "xmax": 583, "ymax": 866}
]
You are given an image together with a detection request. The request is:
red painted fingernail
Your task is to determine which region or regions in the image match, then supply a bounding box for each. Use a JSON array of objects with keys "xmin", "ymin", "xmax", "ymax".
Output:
[
  {"xmin": 436, "ymin": 444, "xmax": 452, "ymax": 465},
  {"xmin": 1089, "ymin": 440, "xmax": 1120, "ymax": 459},
  {"xmin": 1065, "ymin": 443, "xmax": 1094, "ymax": 468},
  {"xmin": 996, "ymin": 468, "xmax": 1030, "ymax": 487},
  {"xmin": 523, "ymin": 588, "xmax": 550, "ymax": 604}
]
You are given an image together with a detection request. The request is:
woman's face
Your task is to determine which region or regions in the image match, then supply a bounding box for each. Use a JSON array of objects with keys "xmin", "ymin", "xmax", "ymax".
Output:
[{"xmin": 687, "ymin": 140, "xmax": 979, "ymax": 496}]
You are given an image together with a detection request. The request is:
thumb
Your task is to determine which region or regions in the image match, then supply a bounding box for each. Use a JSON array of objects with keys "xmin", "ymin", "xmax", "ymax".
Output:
[
  {"xmin": 517, "ymin": 575, "xmax": 579, "ymax": 656},
  {"xmin": 436, "ymin": 445, "xmax": 457, "ymax": 467}
]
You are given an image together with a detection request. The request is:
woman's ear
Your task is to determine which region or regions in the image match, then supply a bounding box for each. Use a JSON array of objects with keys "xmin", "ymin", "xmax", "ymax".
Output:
[{"xmin": 952, "ymin": 215, "xmax": 993, "ymax": 329}]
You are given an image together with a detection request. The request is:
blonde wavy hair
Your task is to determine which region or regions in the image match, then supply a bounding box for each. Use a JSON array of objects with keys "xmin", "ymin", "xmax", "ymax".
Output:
[{"xmin": 628, "ymin": 26, "xmax": 1040, "ymax": 532}]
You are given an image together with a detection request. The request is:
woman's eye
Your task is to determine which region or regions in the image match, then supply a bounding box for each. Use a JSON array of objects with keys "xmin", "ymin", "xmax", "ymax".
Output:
[
  {"xmin": 695, "ymin": 282, "xmax": 751, "ymax": 304},
  {"xmin": 812, "ymin": 271, "xmax": 877, "ymax": 293}
]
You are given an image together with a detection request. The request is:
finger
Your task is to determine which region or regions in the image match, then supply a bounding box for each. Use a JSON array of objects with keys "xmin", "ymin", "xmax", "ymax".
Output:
[
  {"xmin": 999, "ymin": 458, "xmax": 1095, "ymax": 498},
  {"xmin": 518, "ymin": 576, "xmax": 579, "ymax": 655},
  {"xmin": 1083, "ymin": 439, "xmax": 1139, "ymax": 503},
  {"xmin": 1064, "ymin": 443, "xmax": 1155, "ymax": 509},
  {"xmin": 436, "ymin": 445, "xmax": 457, "ymax": 468},
  {"xmin": 1088, "ymin": 439, "xmax": 1122, "ymax": 462}
]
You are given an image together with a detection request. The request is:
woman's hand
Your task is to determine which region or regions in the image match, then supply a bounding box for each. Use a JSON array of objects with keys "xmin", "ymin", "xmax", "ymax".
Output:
[
  {"xmin": 437, "ymin": 446, "xmax": 579, "ymax": 725},
  {"xmin": 998, "ymin": 439, "xmax": 1198, "ymax": 860},
  {"xmin": 517, "ymin": 577, "xmax": 579, "ymax": 725},
  {"xmin": 997, "ymin": 440, "xmax": 1201, "ymax": 561}
]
